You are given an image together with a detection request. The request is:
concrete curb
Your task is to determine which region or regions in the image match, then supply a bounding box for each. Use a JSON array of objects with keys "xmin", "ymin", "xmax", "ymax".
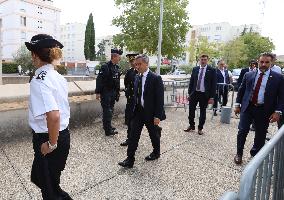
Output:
[{"xmin": 0, "ymin": 96, "xmax": 126, "ymax": 139}]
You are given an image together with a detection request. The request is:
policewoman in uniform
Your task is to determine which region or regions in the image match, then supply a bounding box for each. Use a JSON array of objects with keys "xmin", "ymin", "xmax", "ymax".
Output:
[
  {"xmin": 95, "ymin": 49, "xmax": 122, "ymax": 136},
  {"xmin": 121, "ymin": 53, "xmax": 139, "ymax": 146},
  {"xmin": 25, "ymin": 34, "xmax": 72, "ymax": 200}
]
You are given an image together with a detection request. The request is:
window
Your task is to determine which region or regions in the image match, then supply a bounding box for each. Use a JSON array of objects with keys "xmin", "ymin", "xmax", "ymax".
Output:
[
  {"xmin": 21, "ymin": 31, "xmax": 26, "ymax": 39},
  {"xmin": 216, "ymin": 26, "xmax": 222, "ymax": 31},
  {"xmin": 20, "ymin": 16, "xmax": 26, "ymax": 26}
]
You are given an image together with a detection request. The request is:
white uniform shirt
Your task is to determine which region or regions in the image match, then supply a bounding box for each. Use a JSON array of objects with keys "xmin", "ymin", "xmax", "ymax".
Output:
[
  {"xmin": 141, "ymin": 68, "xmax": 150, "ymax": 107},
  {"xmin": 196, "ymin": 65, "xmax": 207, "ymax": 92},
  {"xmin": 29, "ymin": 64, "xmax": 70, "ymax": 133}
]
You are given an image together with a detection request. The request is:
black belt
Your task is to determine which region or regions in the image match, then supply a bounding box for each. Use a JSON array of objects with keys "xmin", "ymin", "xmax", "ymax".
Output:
[
  {"xmin": 32, "ymin": 128, "xmax": 69, "ymax": 136},
  {"xmin": 249, "ymin": 102, "xmax": 264, "ymax": 107}
]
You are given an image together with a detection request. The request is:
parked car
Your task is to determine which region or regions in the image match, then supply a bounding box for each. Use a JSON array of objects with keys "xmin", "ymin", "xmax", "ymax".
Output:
[
  {"xmin": 231, "ymin": 68, "xmax": 242, "ymax": 91},
  {"xmin": 173, "ymin": 69, "xmax": 186, "ymax": 75}
]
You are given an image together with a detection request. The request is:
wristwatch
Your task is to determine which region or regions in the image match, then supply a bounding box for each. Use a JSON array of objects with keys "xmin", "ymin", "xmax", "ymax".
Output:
[{"xmin": 47, "ymin": 141, "xmax": 57, "ymax": 151}]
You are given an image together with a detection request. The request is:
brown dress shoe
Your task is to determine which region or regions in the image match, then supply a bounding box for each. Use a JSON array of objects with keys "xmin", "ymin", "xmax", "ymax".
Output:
[
  {"xmin": 184, "ymin": 126, "xmax": 195, "ymax": 132},
  {"xmin": 234, "ymin": 154, "xmax": 242, "ymax": 165},
  {"xmin": 197, "ymin": 129, "xmax": 204, "ymax": 135}
]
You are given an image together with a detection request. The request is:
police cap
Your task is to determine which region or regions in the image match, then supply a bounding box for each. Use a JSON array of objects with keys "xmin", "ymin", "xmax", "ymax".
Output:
[
  {"xmin": 126, "ymin": 53, "xmax": 139, "ymax": 62},
  {"xmin": 25, "ymin": 34, "xmax": 63, "ymax": 51},
  {"xmin": 111, "ymin": 48, "xmax": 123, "ymax": 55}
]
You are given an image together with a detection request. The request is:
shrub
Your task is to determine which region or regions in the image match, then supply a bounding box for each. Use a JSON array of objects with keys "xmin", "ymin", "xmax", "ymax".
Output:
[
  {"xmin": 179, "ymin": 64, "xmax": 194, "ymax": 74},
  {"xmin": 56, "ymin": 65, "xmax": 67, "ymax": 75},
  {"xmin": 149, "ymin": 65, "xmax": 172, "ymax": 75},
  {"xmin": 2, "ymin": 62, "xmax": 18, "ymax": 73}
]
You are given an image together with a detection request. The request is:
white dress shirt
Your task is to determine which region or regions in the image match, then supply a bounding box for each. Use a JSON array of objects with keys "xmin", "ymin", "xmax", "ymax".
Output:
[
  {"xmin": 220, "ymin": 69, "xmax": 226, "ymax": 83},
  {"xmin": 196, "ymin": 65, "xmax": 207, "ymax": 92},
  {"xmin": 252, "ymin": 69, "xmax": 270, "ymax": 104},
  {"xmin": 29, "ymin": 64, "xmax": 70, "ymax": 133},
  {"xmin": 141, "ymin": 68, "xmax": 150, "ymax": 107}
]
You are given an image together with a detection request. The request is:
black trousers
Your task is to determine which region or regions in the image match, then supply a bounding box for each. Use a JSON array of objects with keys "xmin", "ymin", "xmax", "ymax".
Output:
[
  {"xmin": 188, "ymin": 91, "xmax": 208, "ymax": 130},
  {"xmin": 125, "ymin": 98, "xmax": 135, "ymax": 140},
  {"xmin": 101, "ymin": 90, "xmax": 116, "ymax": 132},
  {"xmin": 237, "ymin": 104, "xmax": 269, "ymax": 156},
  {"xmin": 127, "ymin": 105, "xmax": 161, "ymax": 159},
  {"xmin": 31, "ymin": 128, "xmax": 70, "ymax": 200},
  {"xmin": 213, "ymin": 87, "xmax": 228, "ymax": 109}
]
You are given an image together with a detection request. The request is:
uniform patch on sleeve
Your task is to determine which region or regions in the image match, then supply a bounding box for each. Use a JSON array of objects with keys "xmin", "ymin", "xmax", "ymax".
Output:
[{"xmin": 36, "ymin": 71, "xmax": 47, "ymax": 80}]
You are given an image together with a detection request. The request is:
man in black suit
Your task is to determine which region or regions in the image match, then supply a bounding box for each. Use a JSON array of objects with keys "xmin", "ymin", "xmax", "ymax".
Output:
[
  {"xmin": 237, "ymin": 60, "xmax": 258, "ymax": 131},
  {"xmin": 237, "ymin": 60, "xmax": 258, "ymax": 89},
  {"xmin": 118, "ymin": 54, "xmax": 166, "ymax": 168},
  {"xmin": 184, "ymin": 54, "xmax": 216, "ymax": 135},
  {"xmin": 213, "ymin": 60, "xmax": 230, "ymax": 116},
  {"xmin": 234, "ymin": 53, "xmax": 284, "ymax": 164}
]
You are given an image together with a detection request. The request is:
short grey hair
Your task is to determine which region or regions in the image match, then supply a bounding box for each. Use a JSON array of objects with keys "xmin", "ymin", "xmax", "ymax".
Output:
[{"xmin": 135, "ymin": 54, "xmax": 149, "ymax": 64}]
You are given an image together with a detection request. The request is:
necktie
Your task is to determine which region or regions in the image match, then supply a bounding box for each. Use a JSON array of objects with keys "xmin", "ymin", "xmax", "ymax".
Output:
[
  {"xmin": 251, "ymin": 73, "xmax": 264, "ymax": 104},
  {"xmin": 137, "ymin": 75, "xmax": 143, "ymax": 105},
  {"xmin": 196, "ymin": 67, "xmax": 205, "ymax": 91}
]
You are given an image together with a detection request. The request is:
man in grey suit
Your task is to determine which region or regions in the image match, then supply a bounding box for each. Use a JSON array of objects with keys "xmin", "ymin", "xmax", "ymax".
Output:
[{"xmin": 234, "ymin": 53, "xmax": 284, "ymax": 164}]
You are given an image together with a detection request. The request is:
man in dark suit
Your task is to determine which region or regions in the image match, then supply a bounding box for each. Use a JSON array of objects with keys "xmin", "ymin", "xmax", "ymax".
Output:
[
  {"xmin": 184, "ymin": 54, "xmax": 216, "ymax": 135},
  {"xmin": 237, "ymin": 60, "xmax": 258, "ymax": 89},
  {"xmin": 234, "ymin": 53, "xmax": 284, "ymax": 165},
  {"xmin": 118, "ymin": 54, "xmax": 166, "ymax": 168},
  {"xmin": 237, "ymin": 60, "xmax": 258, "ymax": 131},
  {"xmin": 120, "ymin": 53, "xmax": 139, "ymax": 146},
  {"xmin": 213, "ymin": 60, "xmax": 230, "ymax": 116}
]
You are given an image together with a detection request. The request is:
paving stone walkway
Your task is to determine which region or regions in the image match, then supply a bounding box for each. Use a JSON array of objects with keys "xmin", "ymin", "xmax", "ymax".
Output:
[{"xmin": 0, "ymin": 108, "xmax": 278, "ymax": 200}]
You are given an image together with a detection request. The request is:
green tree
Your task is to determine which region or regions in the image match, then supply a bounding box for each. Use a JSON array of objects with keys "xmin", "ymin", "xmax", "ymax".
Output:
[
  {"xmin": 112, "ymin": 0, "xmax": 190, "ymax": 58},
  {"xmin": 222, "ymin": 39, "xmax": 247, "ymax": 68},
  {"xmin": 241, "ymin": 32, "xmax": 275, "ymax": 63},
  {"xmin": 97, "ymin": 39, "xmax": 108, "ymax": 61},
  {"xmin": 13, "ymin": 45, "xmax": 34, "ymax": 81},
  {"xmin": 188, "ymin": 36, "xmax": 222, "ymax": 66},
  {"xmin": 84, "ymin": 13, "xmax": 96, "ymax": 60},
  {"xmin": 222, "ymin": 32, "xmax": 275, "ymax": 68}
]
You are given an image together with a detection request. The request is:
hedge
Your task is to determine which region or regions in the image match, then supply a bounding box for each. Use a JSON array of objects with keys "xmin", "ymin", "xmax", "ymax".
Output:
[
  {"xmin": 2, "ymin": 63, "xmax": 18, "ymax": 73},
  {"xmin": 149, "ymin": 66, "xmax": 171, "ymax": 75}
]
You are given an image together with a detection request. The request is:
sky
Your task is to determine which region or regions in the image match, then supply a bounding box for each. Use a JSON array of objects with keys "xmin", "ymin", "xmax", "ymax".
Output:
[{"xmin": 54, "ymin": 0, "xmax": 284, "ymax": 55}]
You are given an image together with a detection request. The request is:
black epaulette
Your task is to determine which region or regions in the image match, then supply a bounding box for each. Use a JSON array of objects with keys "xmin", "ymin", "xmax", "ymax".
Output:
[{"xmin": 36, "ymin": 71, "xmax": 47, "ymax": 80}]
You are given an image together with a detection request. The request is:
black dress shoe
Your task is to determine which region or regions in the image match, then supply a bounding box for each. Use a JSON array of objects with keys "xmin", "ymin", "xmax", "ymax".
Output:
[
  {"xmin": 184, "ymin": 126, "xmax": 195, "ymax": 132},
  {"xmin": 234, "ymin": 154, "xmax": 242, "ymax": 165},
  {"xmin": 56, "ymin": 187, "xmax": 73, "ymax": 200},
  {"xmin": 105, "ymin": 130, "xmax": 118, "ymax": 136},
  {"xmin": 120, "ymin": 139, "xmax": 129, "ymax": 146},
  {"xmin": 118, "ymin": 157, "xmax": 134, "ymax": 168},
  {"xmin": 145, "ymin": 152, "xmax": 160, "ymax": 161},
  {"xmin": 197, "ymin": 129, "xmax": 204, "ymax": 135}
]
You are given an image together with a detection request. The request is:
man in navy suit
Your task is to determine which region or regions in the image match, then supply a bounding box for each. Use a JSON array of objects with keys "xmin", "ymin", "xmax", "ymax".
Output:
[
  {"xmin": 234, "ymin": 53, "xmax": 284, "ymax": 164},
  {"xmin": 118, "ymin": 54, "xmax": 166, "ymax": 168},
  {"xmin": 213, "ymin": 60, "xmax": 230, "ymax": 116},
  {"xmin": 237, "ymin": 60, "xmax": 258, "ymax": 89},
  {"xmin": 184, "ymin": 54, "xmax": 216, "ymax": 135}
]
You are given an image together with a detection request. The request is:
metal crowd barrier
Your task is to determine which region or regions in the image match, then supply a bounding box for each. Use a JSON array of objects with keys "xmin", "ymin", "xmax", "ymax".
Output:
[
  {"xmin": 219, "ymin": 125, "xmax": 284, "ymax": 200},
  {"xmin": 163, "ymin": 80, "xmax": 189, "ymax": 110}
]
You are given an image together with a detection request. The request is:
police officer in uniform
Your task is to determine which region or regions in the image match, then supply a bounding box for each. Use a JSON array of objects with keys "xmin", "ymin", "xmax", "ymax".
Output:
[
  {"xmin": 25, "ymin": 34, "xmax": 72, "ymax": 199},
  {"xmin": 121, "ymin": 53, "xmax": 139, "ymax": 146},
  {"xmin": 95, "ymin": 49, "xmax": 123, "ymax": 136}
]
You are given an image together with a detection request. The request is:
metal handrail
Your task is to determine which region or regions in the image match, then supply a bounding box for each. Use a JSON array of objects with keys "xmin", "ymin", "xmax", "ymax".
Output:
[{"xmin": 219, "ymin": 125, "xmax": 284, "ymax": 200}]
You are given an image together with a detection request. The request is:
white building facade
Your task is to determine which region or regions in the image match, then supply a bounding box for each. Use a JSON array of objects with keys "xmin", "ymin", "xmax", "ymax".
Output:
[
  {"xmin": 191, "ymin": 22, "xmax": 260, "ymax": 43},
  {"xmin": 60, "ymin": 23, "xmax": 86, "ymax": 62},
  {"xmin": 0, "ymin": 0, "xmax": 60, "ymax": 60}
]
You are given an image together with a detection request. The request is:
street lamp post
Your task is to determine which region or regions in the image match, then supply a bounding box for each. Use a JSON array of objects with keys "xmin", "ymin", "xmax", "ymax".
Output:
[{"xmin": 157, "ymin": 0, "xmax": 164, "ymax": 75}]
